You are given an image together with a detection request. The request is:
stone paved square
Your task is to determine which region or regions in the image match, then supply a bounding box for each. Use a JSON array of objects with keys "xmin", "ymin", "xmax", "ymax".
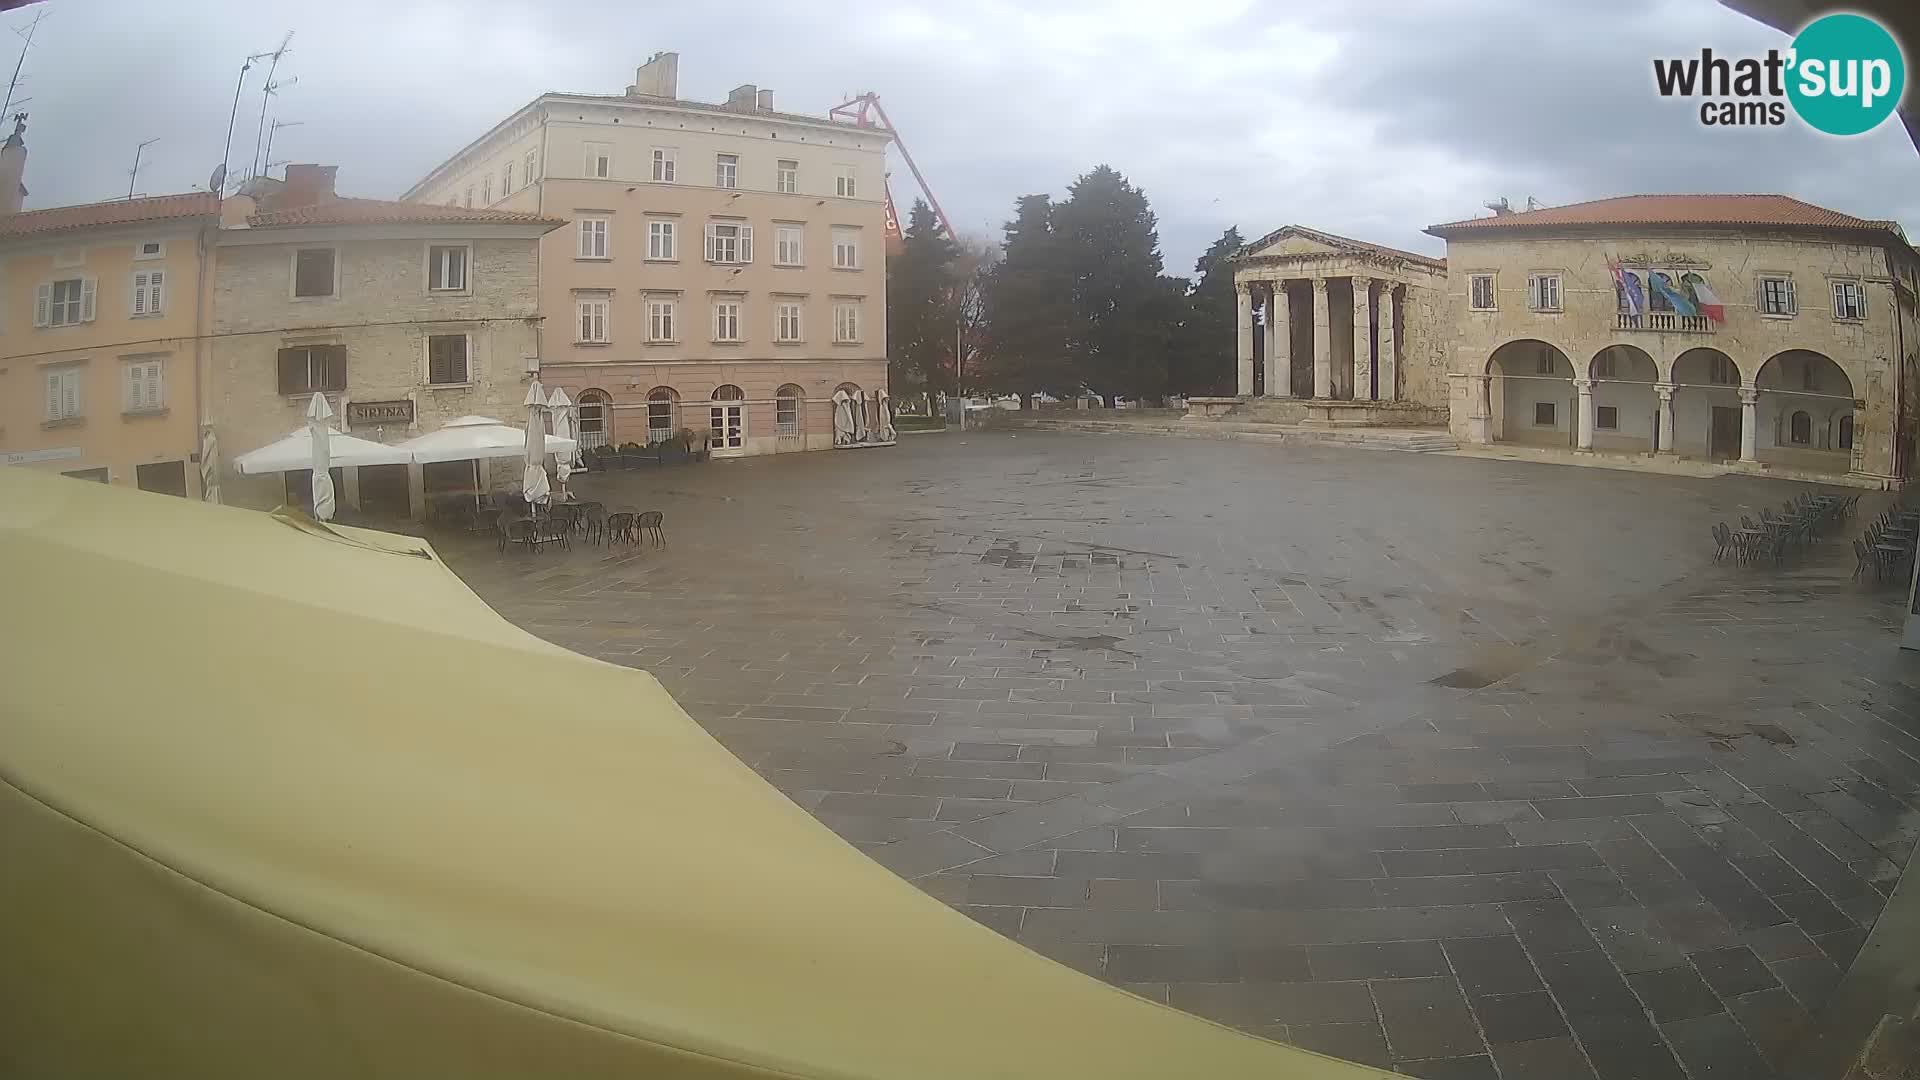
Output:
[{"xmin": 442, "ymin": 430, "xmax": 1920, "ymax": 1079}]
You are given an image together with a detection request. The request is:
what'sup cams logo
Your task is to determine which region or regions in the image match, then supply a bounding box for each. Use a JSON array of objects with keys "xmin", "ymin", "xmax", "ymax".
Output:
[{"xmin": 1653, "ymin": 12, "xmax": 1906, "ymax": 135}]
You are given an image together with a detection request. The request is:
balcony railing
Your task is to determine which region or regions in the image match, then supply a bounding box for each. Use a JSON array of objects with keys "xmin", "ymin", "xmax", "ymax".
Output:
[{"xmin": 1615, "ymin": 311, "xmax": 1713, "ymax": 333}]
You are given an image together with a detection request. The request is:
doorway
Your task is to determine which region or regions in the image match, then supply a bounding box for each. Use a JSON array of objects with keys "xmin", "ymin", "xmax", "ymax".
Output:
[
  {"xmin": 136, "ymin": 460, "xmax": 189, "ymax": 497},
  {"xmin": 1710, "ymin": 406, "xmax": 1742, "ymax": 460}
]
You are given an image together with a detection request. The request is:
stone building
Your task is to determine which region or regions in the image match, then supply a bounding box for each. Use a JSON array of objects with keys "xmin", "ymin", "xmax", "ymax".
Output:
[
  {"xmin": 401, "ymin": 52, "xmax": 893, "ymax": 458},
  {"xmin": 1427, "ymin": 195, "xmax": 1920, "ymax": 484},
  {"xmin": 209, "ymin": 165, "xmax": 564, "ymax": 513},
  {"xmin": 1229, "ymin": 226, "xmax": 1450, "ymax": 423}
]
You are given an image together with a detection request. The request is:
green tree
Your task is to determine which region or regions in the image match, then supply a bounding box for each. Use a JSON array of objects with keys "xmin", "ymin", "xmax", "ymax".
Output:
[
  {"xmin": 885, "ymin": 199, "xmax": 960, "ymax": 398},
  {"xmin": 1053, "ymin": 166, "xmax": 1180, "ymax": 404},
  {"xmin": 1170, "ymin": 227, "xmax": 1244, "ymax": 396},
  {"xmin": 977, "ymin": 194, "xmax": 1077, "ymax": 405}
]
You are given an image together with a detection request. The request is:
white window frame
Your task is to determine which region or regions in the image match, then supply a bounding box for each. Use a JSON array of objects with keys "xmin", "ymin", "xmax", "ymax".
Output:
[
  {"xmin": 37, "ymin": 276, "xmax": 96, "ymax": 327},
  {"xmin": 575, "ymin": 296, "xmax": 610, "ymax": 344},
  {"xmin": 647, "ymin": 391, "xmax": 677, "ymax": 442},
  {"xmin": 424, "ymin": 332, "xmax": 472, "ymax": 387},
  {"xmin": 1758, "ymin": 275, "xmax": 1796, "ymax": 317},
  {"xmin": 577, "ymin": 217, "xmax": 610, "ymax": 260},
  {"xmin": 1832, "ymin": 279, "xmax": 1866, "ymax": 321},
  {"xmin": 525, "ymin": 147, "xmax": 539, "ymax": 183},
  {"xmin": 647, "ymin": 219, "xmax": 677, "ymax": 261},
  {"xmin": 775, "ymin": 225, "xmax": 804, "ymax": 267},
  {"xmin": 1527, "ymin": 273, "xmax": 1562, "ymax": 313},
  {"xmin": 651, "ymin": 147, "xmax": 676, "ymax": 183},
  {"xmin": 426, "ymin": 243, "xmax": 470, "ymax": 293},
  {"xmin": 775, "ymin": 301, "xmax": 803, "ymax": 343},
  {"xmin": 134, "ymin": 239, "xmax": 165, "ymax": 260},
  {"xmin": 646, "ymin": 298, "xmax": 678, "ymax": 343},
  {"xmin": 835, "ymin": 165, "xmax": 857, "ymax": 198},
  {"xmin": 464, "ymin": 186, "xmax": 474, "ymax": 208},
  {"xmin": 585, "ymin": 142, "xmax": 612, "ymax": 179},
  {"xmin": 481, "ymin": 176, "xmax": 492, "ymax": 205},
  {"xmin": 715, "ymin": 153, "xmax": 739, "ymax": 189},
  {"xmin": 832, "ymin": 228, "xmax": 861, "ymax": 270},
  {"xmin": 122, "ymin": 356, "xmax": 164, "ymax": 413},
  {"xmin": 290, "ymin": 247, "xmax": 338, "ymax": 300},
  {"xmin": 712, "ymin": 300, "xmax": 742, "ymax": 343},
  {"xmin": 704, "ymin": 221, "xmax": 753, "ymax": 264},
  {"xmin": 776, "ymin": 159, "xmax": 798, "ymax": 194},
  {"xmin": 501, "ymin": 159, "xmax": 514, "ymax": 196},
  {"xmin": 776, "ymin": 389, "xmax": 801, "ymax": 436},
  {"xmin": 45, "ymin": 364, "xmax": 82, "ymax": 421},
  {"xmin": 1468, "ymin": 273, "xmax": 1496, "ymax": 312},
  {"xmin": 833, "ymin": 301, "xmax": 861, "ymax": 344},
  {"xmin": 129, "ymin": 268, "xmax": 165, "ymax": 317}
]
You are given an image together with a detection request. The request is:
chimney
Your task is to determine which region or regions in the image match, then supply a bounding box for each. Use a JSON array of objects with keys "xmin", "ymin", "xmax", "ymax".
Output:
[
  {"xmin": 626, "ymin": 51, "xmax": 679, "ymax": 99},
  {"xmin": 756, "ymin": 88, "xmax": 774, "ymax": 111},
  {"xmin": 281, "ymin": 164, "xmax": 338, "ymax": 207},
  {"xmin": 0, "ymin": 113, "xmax": 28, "ymax": 215},
  {"xmin": 726, "ymin": 84, "xmax": 758, "ymax": 111}
]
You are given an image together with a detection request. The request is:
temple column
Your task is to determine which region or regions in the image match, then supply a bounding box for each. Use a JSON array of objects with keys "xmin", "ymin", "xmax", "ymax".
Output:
[
  {"xmin": 1236, "ymin": 282, "xmax": 1255, "ymax": 397},
  {"xmin": 1575, "ymin": 378, "xmax": 1595, "ymax": 450},
  {"xmin": 1266, "ymin": 284, "xmax": 1291, "ymax": 398},
  {"xmin": 1353, "ymin": 277, "xmax": 1375, "ymax": 401},
  {"xmin": 1740, "ymin": 387, "xmax": 1759, "ymax": 462},
  {"xmin": 1655, "ymin": 383, "xmax": 1675, "ymax": 454},
  {"xmin": 1311, "ymin": 278, "xmax": 1332, "ymax": 400},
  {"xmin": 1377, "ymin": 284, "xmax": 1397, "ymax": 402}
]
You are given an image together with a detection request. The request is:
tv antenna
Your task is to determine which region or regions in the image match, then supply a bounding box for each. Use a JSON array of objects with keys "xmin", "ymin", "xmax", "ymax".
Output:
[
  {"xmin": 262, "ymin": 118, "xmax": 302, "ymax": 175},
  {"xmin": 127, "ymin": 137, "xmax": 158, "ymax": 199},
  {"xmin": 1, "ymin": 9, "xmax": 46, "ymax": 121},
  {"xmin": 220, "ymin": 34, "xmax": 289, "ymax": 195},
  {"xmin": 247, "ymin": 31, "xmax": 293, "ymax": 179}
]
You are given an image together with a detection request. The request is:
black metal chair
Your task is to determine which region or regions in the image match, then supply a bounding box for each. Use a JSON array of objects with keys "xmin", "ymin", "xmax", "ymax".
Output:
[
  {"xmin": 578, "ymin": 502, "xmax": 607, "ymax": 543},
  {"xmin": 499, "ymin": 517, "xmax": 535, "ymax": 553},
  {"xmin": 604, "ymin": 512, "xmax": 637, "ymax": 546},
  {"xmin": 636, "ymin": 510, "xmax": 666, "ymax": 548}
]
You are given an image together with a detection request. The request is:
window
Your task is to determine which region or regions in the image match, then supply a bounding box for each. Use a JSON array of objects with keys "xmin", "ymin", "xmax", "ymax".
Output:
[
  {"xmin": 1596, "ymin": 405, "xmax": 1618, "ymax": 430},
  {"xmin": 1789, "ymin": 410, "xmax": 1812, "ymax": 445},
  {"xmin": 1469, "ymin": 274, "xmax": 1495, "ymax": 311},
  {"xmin": 715, "ymin": 153, "xmax": 738, "ymax": 189},
  {"xmin": 525, "ymin": 148, "xmax": 539, "ymax": 183},
  {"xmin": 481, "ymin": 176, "xmax": 492, "ymax": 205},
  {"xmin": 576, "ymin": 297, "xmax": 609, "ymax": 343},
  {"xmin": 1535, "ymin": 350, "xmax": 1556, "ymax": 375},
  {"xmin": 647, "ymin": 219, "xmax": 676, "ymax": 260},
  {"xmin": 1533, "ymin": 401, "xmax": 1556, "ymax": 426},
  {"xmin": 776, "ymin": 301, "xmax": 802, "ymax": 342},
  {"xmin": 276, "ymin": 345, "xmax": 347, "ymax": 395},
  {"xmin": 704, "ymin": 221, "xmax": 752, "ymax": 264},
  {"xmin": 776, "ymin": 225, "xmax": 803, "ymax": 266},
  {"xmin": 652, "ymin": 148, "xmax": 676, "ymax": 182},
  {"xmin": 1527, "ymin": 273, "xmax": 1562, "ymax": 312},
  {"xmin": 123, "ymin": 358, "xmax": 163, "ymax": 412},
  {"xmin": 647, "ymin": 298, "xmax": 676, "ymax": 342},
  {"xmin": 710, "ymin": 384, "xmax": 745, "ymax": 451},
  {"xmin": 427, "ymin": 334, "xmax": 469, "ymax": 385},
  {"xmin": 776, "ymin": 385, "xmax": 802, "ymax": 436},
  {"xmin": 1839, "ymin": 415, "xmax": 1855, "ymax": 449},
  {"xmin": 712, "ymin": 300, "xmax": 742, "ymax": 342},
  {"xmin": 1709, "ymin": 355, "xmax": 1738, "ymax": 385},
  {"xmin": 293, "ymin": 248, "xmax": 336, "ymax": 298},
  {"xmin": 1760, "ymin": 275, "xmax": 1796, "ymax": 316},
  {"xmin": 647, "ymin": 387, "xmax": 677, "ymax": 443},
  {"xmin": 835, "ymin": 165, "xmax": 857, "ymax": 198},
  {"xmin": 1833, "ymin": 280, "xmax": 1866, "ymax": 321},
  {"xmin": 1593, "ymin": 352, "xmax": 1616, "ymax": 379},
  {"xmin": 502, "ymin": 160, "xmax": 514, "ymax": 196},
  {"xmin": 576, "ymin": 389, "xmax": 610, "ymax": 449},
  {"xmin": 427, "ymin": 245, "xmax": 468, "ymax": 291},
  {"xmin": 585, "ymin": 142, "xmax": 612, "ymax": 179},
  {"xmin": 1801, "ymin": 359, "xmax": 1819, "ymax": 391},
  {"xmin": 44, "ymin": 365, "xmax": 81, "ymax": 420},
  {"xmin": 832, "ymin": 227, "xmax": 861, "ymax": 270},
  {"xmin": 130, "ymin": 268, "xmax": 165, "ymax": 316},
  {"xmin": 578, "ymin": 217, "xmax": 609, "ymax": 259},
  {"xmin": 776, "ymin": 159, "xmax": 798, "ymax": 194},
  {"xmin": 36, "ymin": 277, "xmax": 95, "ymax": 326},
  {"xmin": 833, "ymin": 301, "xmax": 861, "ymax": 343},
  {"xmin": 464, "ymin": 186, "xmax": 474, "ymax": 208},
  {"xmin": 135, "ymin": 240, "xmax": 164, "ymax": 260}
]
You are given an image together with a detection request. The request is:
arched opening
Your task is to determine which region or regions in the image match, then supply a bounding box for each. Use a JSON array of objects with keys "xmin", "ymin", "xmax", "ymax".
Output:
[
  {"xmin": 1670, "ymin": 347, "xmax": 1745, "ymax": 461},
  {"xmin": 775, "ymin": 384, "xmax": 804, "ymax": 443},
  {"xmin": 709, "ymin": 384, "xmax": 746, "ymax": 455},
  {"xmin": 645, "ymin": 387, "xmax": 678, "ymax": 445},
  {"xmin": 1755, "ymin": 350, "xmax": 1854, "ymax": 472},
  {"xmin": 576, "ymin": 388, "xmax": 611, "ymax": 449},
  {"xmin": 1485, "ymin": 340, "xmax": 1575, "ymax": 447},
  {"xmin": 1587, "ymin": 345, "xmax": 1659, "ymax": 453}
]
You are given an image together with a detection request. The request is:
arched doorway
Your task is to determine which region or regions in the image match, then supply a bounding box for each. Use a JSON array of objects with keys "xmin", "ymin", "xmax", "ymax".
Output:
[
  {"xmin": 709, "ymin": 384, "xmax": 746, "ymax": 456},
  {"xmin": 1670, "ymin": 347, "xmax": 1745, "ymax": 460},
  {"xmin": 1588, "ymin": 345, "xmax": 1659, "ymax": 453},
  {"xmin": 1755, "ymin": 350, "xmax": 1854, "ymax": 473},
  {"xmin": 645, "ymin": 387, "xmax": 678, "ymax": 445},
  {"xmin": 576, "ymin": 388, "xmax": 611, "ymax": 449},
  {"xmin": 1486, "ymin": 340, "xmax": 1576, "ymax": 447},
  {"xmin": 776, "ymin": 384, "xmax": 805, "ymax": 447}
]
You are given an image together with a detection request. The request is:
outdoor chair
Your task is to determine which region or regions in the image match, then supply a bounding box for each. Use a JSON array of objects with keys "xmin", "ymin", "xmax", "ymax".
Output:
[
  {"xmin": 604, "ymin": 512, "xmax": 637, "ymax": 546},
  {"xmin": 1712, "ymin": 522, "xmax": 1733, "ymax": 564},
  {"xmin": 578, "ymin": 503, "xmax": 607, "ymax": 543},
  {"xmin": 548, "ymin": 503, "xmax": 581, "ymax": 535},
  {"xmin": 499, "ymin": 517, "xmax": 535, "ymax": 554},
  {"xmin": 1854, "ymin": 538, "xmax": 1880, "ymax": 582},
  {"xmin": 636, "ymin": 510, "xmax": 666, "ymax": 548},
  {"xmin": 535, "ymin": 514, "xmax": 573, "ymax": 552}
]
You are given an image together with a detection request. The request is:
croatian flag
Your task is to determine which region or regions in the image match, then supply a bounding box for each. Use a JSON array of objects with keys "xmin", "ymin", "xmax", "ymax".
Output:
[{"xmin": 1683, "ymin": 273, "xmax": 1726, "ymax": 323}]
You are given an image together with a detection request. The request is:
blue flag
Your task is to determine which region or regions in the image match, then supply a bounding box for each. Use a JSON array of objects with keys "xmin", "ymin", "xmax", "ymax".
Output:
[{"xmin": 1649, "ymin": 272, "xmax": 1699, "ymax": 317}]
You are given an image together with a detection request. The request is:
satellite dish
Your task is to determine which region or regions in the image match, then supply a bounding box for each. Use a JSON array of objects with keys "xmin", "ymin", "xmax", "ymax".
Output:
[{"xmin": 208, "ymin": 163, "xmax": 227, "ymax": 193}]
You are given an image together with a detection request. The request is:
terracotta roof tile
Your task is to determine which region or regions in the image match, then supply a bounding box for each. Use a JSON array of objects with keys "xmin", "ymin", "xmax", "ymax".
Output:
[
  {"xmin": 247, "ymin": 196, "xmax": 564, "ymax": 229},
  {"xmin": 0, "ymin": 192, "xmax": 219, "ymax": 240},
  {"xmin": 1426, "ymin": 194, "xmax": 1900, "ymax": 237}
]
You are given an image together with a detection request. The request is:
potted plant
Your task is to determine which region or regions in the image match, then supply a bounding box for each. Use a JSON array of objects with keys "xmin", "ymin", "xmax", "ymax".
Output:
[{"xmin": 681, "ymin": 427, "xmax": 711, "ymax": 463}]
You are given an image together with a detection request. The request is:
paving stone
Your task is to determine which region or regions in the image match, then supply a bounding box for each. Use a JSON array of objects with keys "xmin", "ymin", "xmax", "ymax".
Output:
[
  {"xmin": 1104, "ymin": 944, "xmax": 1240, "ymax": 983},
  {"xmin": 1168, "ymin": 980, "xmax": 1379, "ymax": 1027},
  {"xmin": 1308, "ymin": 941, "xmax": 1451, "ymax": 981},
  {"xmin": 1724, "ymin": 987, "xmax": 1813, "ymax": 1067},
  {"xmin": 1490, "ymin": 1037, "xmax": 1600, "ymax": 1080},
  {"xmin": 1392, "ymin": 1054, "xmax": 1500, "ymax": 1080},
  {"xmin": 1469, "ymin": 990, "xmax": 1569, "ymax": 1045},
  {"xmin": 1371, "ymin": 977, "xmax": 1484, "ymax": 1061},
  {"xmin": 1548, "ymin": 866, "xmax": 1634, "ymax": 910},
  {"xmin": 1286, "ymin": 1021, "xmax": 1391, "ymax": 1067},
  {"xmin": 1812, "ymin": 925, "xmax": 1867, "ymax": 966},
  {"xmin": 1534, "ymin": 795, "xmax": 1670, "ymax": 819},
  {"xmin": 1659, "ymin": 1012, "xmax": 1777, "ymax": 1079},
  {"xmin": 1767, "ymin": 953, "xmax": 1841, "ymax": 1011},
  {"xmin": 1583, "ymin": 906, "xmax": 1688, "ymax": 974},
  {"xmin": 1564, "ymin": 1011, "xmax": 1687, "ymax": 1080},
  {"xmin": 1503, "ymin": 898, "xmax": 1600, "ymax": 955},
  {"xmin": 1689, "ymin": 945, "xmax": 1779, "ymax": 998},
  {"xmin": 1740, "ymin": 922, "xmax": 1821, "ymax": 962},
  {"xmin": 1627, "ymin": 964, "xmax": 1724, "ymax": 1021},
  {"xmin": 1443, "ymin": 935, "xmax": 1544, "ymax": 998},
  {"xmin": 1535, "ymin": 949, "xmax": 1644, "ymax": 1018}
]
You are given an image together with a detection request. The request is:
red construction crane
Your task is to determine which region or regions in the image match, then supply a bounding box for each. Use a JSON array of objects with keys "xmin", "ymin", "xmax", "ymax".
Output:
[{"xmin": 828, "ymin": 93, "xmax": 953, "ymax": 256}]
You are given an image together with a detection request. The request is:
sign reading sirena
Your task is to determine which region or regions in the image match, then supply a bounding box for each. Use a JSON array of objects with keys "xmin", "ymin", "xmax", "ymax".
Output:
[{"xmin": 346, "ymin": 399, "xmax": 414, "ymax": 426}]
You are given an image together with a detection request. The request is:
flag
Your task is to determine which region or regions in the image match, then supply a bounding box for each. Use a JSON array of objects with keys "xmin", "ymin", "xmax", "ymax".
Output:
[
  {"xmin": 1682, "ymin": 272, "xmax": 1725, "ymax": 323},
  {"xmin": 1648, "ymin": 272, "xmax": 1698, "ymax": 317},
  {"xmin": 1611, "ymin": 260, "xmax": 1645, "ymax": 320}
]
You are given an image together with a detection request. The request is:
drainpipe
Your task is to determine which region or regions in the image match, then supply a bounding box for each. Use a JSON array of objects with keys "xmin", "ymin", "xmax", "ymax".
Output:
[{"xmin": 193, "ymin": 220, "xmax": 211, "ymax": 497}]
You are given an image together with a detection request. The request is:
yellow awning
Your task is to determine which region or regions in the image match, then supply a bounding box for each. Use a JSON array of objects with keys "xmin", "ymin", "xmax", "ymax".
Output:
[{"xmin": 0, "ymin": 467, "xmax": 1386, "ymax": 1079}]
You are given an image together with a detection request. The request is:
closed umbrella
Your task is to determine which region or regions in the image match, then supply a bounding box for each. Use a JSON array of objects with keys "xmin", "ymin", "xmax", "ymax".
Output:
[
  {"xmin": 198, "ymin": 425, "xmax": 221, "ymax": 505},
  {"xmin": 307, "ymin": 393, "xmax": 336, "ymax": 521},
  {"xmin": 547, "ymin": 386, "xmax": 578, "ymax": 496},
  {"xmin": 522, "ymin": 381, "xmax": 550, "ymax": 511}
]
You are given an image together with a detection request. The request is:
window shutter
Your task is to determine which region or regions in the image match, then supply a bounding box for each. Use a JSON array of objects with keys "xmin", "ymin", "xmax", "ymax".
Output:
[
  {"xmin": 34, "ymin": 283, "xmax": 49, "ymax": 326},
  {"xmin": 1784, "ymin": 279, "xmax": 1796, "ymax": 314},
  {"xmin": 132, "ymin": 272, "xmax": 147, "ymax": 315},
  {"xmin": 80, "ymin": 278, "xmax": 97, "ymax": 322},
  {"xmin": 327, "ymin": 345, "xmax": 348, "ymax": 391},
  {"xmin": 150, "ymin": 269, "xmax": 164, "ymax": 312},
  {"xmin": 124, "ymin": 363, "xmax": 140, "ymax": 410},
  {"xmin": 46, "ymin": 371, "xmax": 60, "ymax": 418},
  {"xmin": 278, "ymin": 348, "xmax": 300, "ymax": 394},
  {"xmin": 739, "ymin": 225, "xmax": 752, "ymax": 263},
  {"xmin": 60, "ymin": 371, "xmax": 78, "ymax": 417},
  {"xmin": 146, "ymin": 363, "xmax": 162, "ymax": 409},
  {"xmin": 704, "ymin": 224, "xmax": 717, "ymax": 262}
]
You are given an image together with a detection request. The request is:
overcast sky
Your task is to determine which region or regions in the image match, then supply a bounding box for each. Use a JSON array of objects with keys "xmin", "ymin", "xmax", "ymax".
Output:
[{"xmin": 15, "ymin": 0, "xmax": 1920, "ymax": 272}]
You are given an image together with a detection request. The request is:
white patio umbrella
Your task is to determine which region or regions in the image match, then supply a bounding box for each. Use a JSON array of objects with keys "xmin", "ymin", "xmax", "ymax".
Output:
[
  {"xmin": 395, "ymin": 416, "xmax": 576, "ymax": 464},
  {"xmin": 522, "ymin": 381, "xmax": 551, "ymax": 511},
  {"xmin": 306, "ymin": 393, "xmax": 337, "ymax": 521},
  {"xmin": 546, "ymin": 386, "xmax": 578, "ymax": 496},
  {"xmin": 876, "ymin": 388, "xmax": 896, "ymax": 442},
  {"xmin": 831, "ymin": 391, "xmax": 855, "ymax": 446},
  {"xmin": 233, "ymin": 427, "xmax": 411, "ymax": 475},
  {"xmin": 852, "ymin": 390, "xmax": 870, "ymax": 442}
]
